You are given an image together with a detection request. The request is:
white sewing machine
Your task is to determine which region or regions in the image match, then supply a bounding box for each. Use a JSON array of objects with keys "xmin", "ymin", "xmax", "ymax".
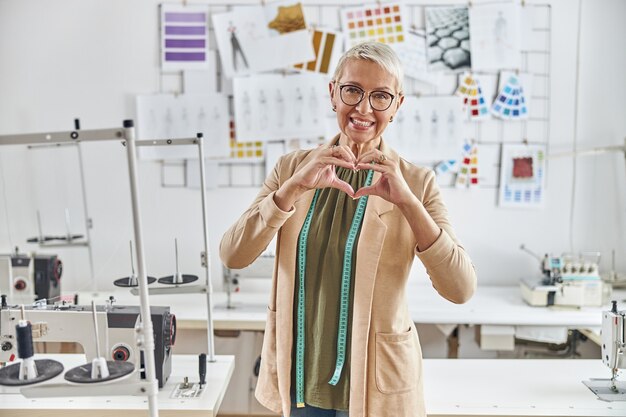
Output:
[
  {"xmin": 582, "ymin": 300, "xmax": 626, "ymax": 401},
  {"xmin": 520, "ymin": 248, "xmax": 606, "ymax": 307},
  {"xmin": 0, "ymin": 250, "xmax": 63, "ymax": 305},
  {"xmin": 0, "ymin": 299, "xmax": 175, "ymax": 388},
  {"xmin": 0, "ymin": 251, "xmax": 35, "ymax": 304}
]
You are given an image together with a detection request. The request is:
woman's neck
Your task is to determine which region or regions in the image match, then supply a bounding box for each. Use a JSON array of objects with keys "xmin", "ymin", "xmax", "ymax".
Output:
[{"xmin": 339, "ymin": 135, "xmax": 381, "ymax": 159}]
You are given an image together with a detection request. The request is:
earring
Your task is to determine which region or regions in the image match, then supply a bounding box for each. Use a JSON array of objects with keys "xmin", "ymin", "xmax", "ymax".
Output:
[
  {"xmin": 332, "ymin": 105, "xmax": 337, "ymax": 112},
  {"xmin": 389, "ymin": 116, "xmax": 394, "ymax": 122}
]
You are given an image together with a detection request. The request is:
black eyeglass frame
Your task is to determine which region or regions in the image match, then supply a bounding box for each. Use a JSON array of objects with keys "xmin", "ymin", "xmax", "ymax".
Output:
[{"xmin": 336, "ymin": 83, "xmax": 396, "ymax": 112}]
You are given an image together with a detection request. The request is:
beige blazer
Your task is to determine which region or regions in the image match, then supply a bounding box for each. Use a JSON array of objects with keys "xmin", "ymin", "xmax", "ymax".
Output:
[{"xmin": 220, "ymin": 139, "xmax": 477, "ymax": 417}]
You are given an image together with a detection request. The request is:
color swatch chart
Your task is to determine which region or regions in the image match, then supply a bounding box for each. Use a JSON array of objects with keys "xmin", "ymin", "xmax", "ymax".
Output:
[
  {"xmin": 491, "ymin": 74, "xmax": 528, "ymax": 120},
  {"xmin": 499, "ymin": 143, "xmax": 546, "ymax": 208},
  {"xmin": 455, "ymin": 141, "xmax": 479, "ymax": 188},
  {"xmin": 455, "ymin": 73, "xmax": 489, "ymax": 120},
  {"xmin": 294, "ymin": 30, "xmax": 341, "ymax": 74},
  {"xmin": 160, "ymin": 4, "xmax": 209, "ymax": 71},
  {"xmin": 229, "ymin": 120, "xmax": 263, "ymax": 159},
  {"xmin": 341, "ymin": 3, "xmax": 406, "ymax": 48}
]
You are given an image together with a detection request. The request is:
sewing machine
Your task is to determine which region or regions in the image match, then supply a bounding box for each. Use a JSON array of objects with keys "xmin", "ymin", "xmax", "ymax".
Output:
[
  {"xmin": 520, "ymin": 249, "xmax": 606, "ymax": 307},
  {"xmin": 0, "ymin": 299, "xmax": 175, "ymax": 388},
  {"xmin": 0, "ymin": 250, "xmax": 62, "ymax": 304},
  {"xmin": 582, "ymin": 300, "xmax": 626, "ymax": 400}
]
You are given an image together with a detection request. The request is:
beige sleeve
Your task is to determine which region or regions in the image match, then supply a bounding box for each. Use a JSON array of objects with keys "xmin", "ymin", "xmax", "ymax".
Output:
[
  {"xmin": 414, "ymin": 170, "xmax": 477, "ymax": 304},
  {"xmin": 219, "ymin": 155, "xmax": 296, "ymax": 269}
]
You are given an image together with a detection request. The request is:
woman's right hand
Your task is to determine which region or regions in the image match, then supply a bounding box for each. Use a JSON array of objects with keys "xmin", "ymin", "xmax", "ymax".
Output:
[
  {"xmin": 273, "ymin": 144, "xmax": 357, "ymax": 211},
  {"xmin": 292, "ymin": 143, "xmax": 357, "ymax": 195}
]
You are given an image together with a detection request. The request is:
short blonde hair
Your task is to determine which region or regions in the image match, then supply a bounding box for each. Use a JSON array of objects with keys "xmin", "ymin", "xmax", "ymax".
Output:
[{"xmin": 332, "ymin": 41, "xmax": 404, "ymax": 93}]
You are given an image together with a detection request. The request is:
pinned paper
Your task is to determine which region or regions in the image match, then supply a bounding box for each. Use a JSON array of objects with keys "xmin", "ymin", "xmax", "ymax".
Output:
[
  {"xmin": 212, "ymin": 2, "xmax": 314, "ymax": 79},
  {"xmin": 499, "ymin": 143, "xmax": 546, "ymax": 208},
  {"xmin": 455, "ymin": 141, "xmax": 473, "ymax": 188},
  {"xmin": 229, "ymin": 120, "xmax": 264, "ymax": 160},
  {"xmin": 469, "ymin": 3, "xmax": 522, "ymax": 71},
  {"xmin": 425, "ymin": 6, "xmax": 471, "ymax": 72},
  {"xmin": 233, "ymin": 73, "xmax": 328, "ymax": 142},
  {"xmin": 491, "ymin": 72, "xmax": 528, "ymax": 120},
  {"xmin": 160, "ymin": 4, "xmax": 210, "ymax": 71},
  {"xmin": 455, "ymin": 72, "xmax": 490, "ymax": 120},
  {"xmin": 341, "ymin": 2, "xmax": 406, "ymax": 48},
  {"xmin": 294, "ymin": 29, "xmax": 343, "ymax": 75}
]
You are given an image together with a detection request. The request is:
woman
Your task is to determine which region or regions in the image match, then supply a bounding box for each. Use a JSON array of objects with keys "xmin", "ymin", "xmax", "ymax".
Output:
[{"xmin": 220, "ymin": 42, "xmax": 476, "ymax": 417}]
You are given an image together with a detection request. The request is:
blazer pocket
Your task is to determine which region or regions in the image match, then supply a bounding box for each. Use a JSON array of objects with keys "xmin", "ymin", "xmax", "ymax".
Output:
[{"xmin": 375, "ymin": 327, "xmax": 418, "ymax": 394}]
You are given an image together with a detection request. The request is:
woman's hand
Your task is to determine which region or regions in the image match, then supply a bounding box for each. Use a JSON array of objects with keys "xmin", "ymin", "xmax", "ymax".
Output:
[
  {"xmin": 290, "ymin": 143, "xmax": 358, "ymax": 196},
  {"xmin": 353, "ymin": 149, "xmax": 415, "ymax": 206},
  {"xmin": 273, "ymin": 144, "xmax": 357, "ymax": 211}
]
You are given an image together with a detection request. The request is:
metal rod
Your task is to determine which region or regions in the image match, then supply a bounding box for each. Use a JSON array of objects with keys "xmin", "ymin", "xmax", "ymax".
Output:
[
  {"xmin": 91, "ymin": 300, "xmax": 101, "ymax": 359},
  {"xmin": 0, "ymin": 127, "xmax": 124, "ymax": 146},
  {"xmin": 122, "ymin": 121, "xmax": 159, "ymax": 417},
  {"xmin": 64, "ymin": 208, "xmax": 72, "ymax": 239},
  {"xmin": 130, "ymin": 240, "xmax": 135, "ymax": 276},
  {"xmin": 36, "ymin": 210, "xmax": 43, "ymax": 242},
  {"xmin": 197, "ymin": 133, "xmax": 216, "ymax": 362},
  {"xmin": 76, "ymin": 143, "xmax": 96, "ymax": 288},
  {"xmin": 174, "ymin": 238, "xmax": 181, "ymax": 284}
]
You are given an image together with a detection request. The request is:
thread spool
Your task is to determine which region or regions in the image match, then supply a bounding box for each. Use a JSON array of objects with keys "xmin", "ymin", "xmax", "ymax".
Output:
[{"xmin": 16, "ymin": 322, "xmax": 34, "ymax": 360}]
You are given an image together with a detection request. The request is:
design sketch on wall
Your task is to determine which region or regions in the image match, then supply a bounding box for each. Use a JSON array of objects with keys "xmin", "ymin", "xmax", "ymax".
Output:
[
  {"xmin": 212, "ymin": 1, "xmax": 314, "ymax": 79},
  {"xmin": 136, "ymin": 93, "xmax": 230, "ymax": 160},
  {"xmin": 294, "ymin": 29, "xmax": 344, "ymax": 75},
  {"xmin": 341, "ymin": 2, "xmax": 406, "ymax": 48},
  {"xmin": 233, "ymin": 73, "xmax": 328, "ymax": 142},
  {"xmin": 228, "ymin": 20, "xmax": 249, "ymax": 71},
  {"xmin": 491, "ymin": 71, "xmax": 531, "ymax": 120},
  {"xmin": 425, "ymin": 6, "xmax": 471, "ymax": 72},
  {"xmin": 384, "ymin": 96, "xmax": 464, "ymax": 162},
  {"xmin": 499, "ymin": 143, "xmax": 546, "ymax": 208},
  {"xmin": 394, "ymin": 28, "xmax": 440, "ymax": 85},
  {"xmin": 160, "ymin": 3, "xmax": 210, "ymax": 71},
  {"xmin": 456, "ymin": 72, "xmax": 490, "ymax": 120},
  {"xmin": 469, "ymin": 3, "xmax": 522, "ymax": 71}
]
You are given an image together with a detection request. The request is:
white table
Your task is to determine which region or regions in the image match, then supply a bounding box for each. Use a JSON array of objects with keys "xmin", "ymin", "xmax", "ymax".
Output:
[
  {"xmin": 75, "ymin": 284, "xmax": 626, "ymax": 332},
  {"xmin": 3, "ymin": 357, "xmax": 623, "ymax": 417},
  {"xmin": 406, "ymin": 282, "xmax": 624, "ymax": 328},
  {"xmin": 423, "ymin": 359, "xmax": 626, "ymax": 416},
  {"xmin": 0, "ymin": 354, "xmax": 234, "ymax": 417}
]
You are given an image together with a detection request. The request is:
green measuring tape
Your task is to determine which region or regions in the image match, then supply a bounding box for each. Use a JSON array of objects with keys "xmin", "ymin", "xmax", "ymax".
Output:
[{"xmin": 295, "ymin": 168, "xmax": 374, "ymax": 408}]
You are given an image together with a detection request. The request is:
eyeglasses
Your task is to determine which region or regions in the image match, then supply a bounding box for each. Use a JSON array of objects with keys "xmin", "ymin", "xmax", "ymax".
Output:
[{"xmin": 337, "ymin": 83, "xmax": 395, "ymax": 112}]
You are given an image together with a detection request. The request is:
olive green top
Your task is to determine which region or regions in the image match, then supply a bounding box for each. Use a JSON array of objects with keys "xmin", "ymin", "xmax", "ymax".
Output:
[{"xmin": 292, "ymin": 166, "xmax": 370, "ymax": 411}]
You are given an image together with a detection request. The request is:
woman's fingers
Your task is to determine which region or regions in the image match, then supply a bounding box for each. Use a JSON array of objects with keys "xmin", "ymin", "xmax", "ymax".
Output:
[
  {"xmin": 322, "ymin": 156, "xmax": 357, "ymax": 170},
  {"xmin": 353, "ymin": 184, "xmax": 377, "ymax": 199},
  {"xmin": 331, "ymin": 178, "xmax": 355, "ymax": 197},
  {"xmin": 328, "ymin": 145, "xmax": 357, "ymax": 167}
]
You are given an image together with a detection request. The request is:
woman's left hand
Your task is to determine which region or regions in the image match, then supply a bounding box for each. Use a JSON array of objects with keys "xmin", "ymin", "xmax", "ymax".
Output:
[{"xmin": 353, "ymin": 149, "xmax": 415, "ymax": 206}]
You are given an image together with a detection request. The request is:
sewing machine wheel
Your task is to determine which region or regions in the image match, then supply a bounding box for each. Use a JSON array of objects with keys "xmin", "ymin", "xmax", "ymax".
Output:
[
  {"xmin": 113, "ymin": 276, "xmax": 157, "ymax": 287},
  {"xmin": 64, "ymin": 360, "xmax": 135, "ymax": 383},
  {"xmin": 0, "ymin": 359, "xmax": 64, "ymax": 386},
  {"xmin": 158, "ymin": 274, "xmax": 198, "ymax": 285}
]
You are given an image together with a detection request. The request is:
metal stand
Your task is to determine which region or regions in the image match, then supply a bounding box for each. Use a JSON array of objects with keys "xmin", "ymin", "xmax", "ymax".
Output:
[
  {"xmin": 0, "ymin": 121, "xmax": 160, "ymax": 417},
  {"xmin": 130, "ymin": 134, "xmax": 215, "ymax": 362}
]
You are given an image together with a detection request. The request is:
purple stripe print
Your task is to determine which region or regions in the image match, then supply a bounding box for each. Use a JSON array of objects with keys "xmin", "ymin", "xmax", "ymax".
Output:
[
  {"xmin": 165, "ymin": 39, "xmax": 206, "ymax": 48},
  {"xmin": 165, "ymin": 12, "xmax": 206, "ymax": 23},
  {"xmin": 165, "ymin": 52, "xmax": 206, "ymax": 62},
  {"xmin": 165, "ymin": 26, "xmax": 206, "ymax": 36}
]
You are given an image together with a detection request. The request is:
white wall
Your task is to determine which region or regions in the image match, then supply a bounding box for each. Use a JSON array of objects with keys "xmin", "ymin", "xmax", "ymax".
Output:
[{"xmin": 0, "ymin": 0, "xmax": 624, "ymax": 293}]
